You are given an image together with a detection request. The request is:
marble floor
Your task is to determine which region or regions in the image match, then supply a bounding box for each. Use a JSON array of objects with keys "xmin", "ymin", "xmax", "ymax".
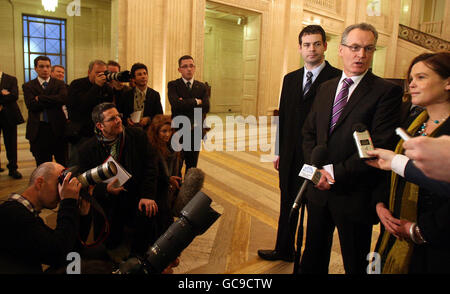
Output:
[{"xmin": 0, "ymin": 123, "xmax": 381, "ymax": 274}]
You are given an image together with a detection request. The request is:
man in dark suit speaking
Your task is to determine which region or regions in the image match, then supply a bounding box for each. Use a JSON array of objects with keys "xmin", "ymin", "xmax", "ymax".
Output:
[
  {"xmin": 0, "ymin": 71, "xmax": 24, "ymax": 179},
  {"xmin": 258, "ymin": 25, "xmax": 341, "ymax": 262},
  {"xmin": 300, "ymin": 23, "xmax": 403, "ymax": 273},
  {"xmin": 23, "ymin": 56, "xmax": 68, "ymax": 167},
  {"xmin": 168, "ymin": 55, "xmax": 210, "ymax": 174}
]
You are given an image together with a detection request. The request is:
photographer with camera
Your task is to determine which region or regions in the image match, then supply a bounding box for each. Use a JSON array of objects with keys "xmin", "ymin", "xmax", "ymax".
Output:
[
  {"xmin": 66, "ymin": 60, "xmax": 114, "ymax": 165},
  {"xmin": 76, "ymin": 102, "xmax": 158, "ymax": 260},
  {"xmin": 0, "ymin": 162, "xmax": 82, "ymax": 273},
  {"xmin": 106, "ymin": 60, "xmax": 131, "ymax": 105}
]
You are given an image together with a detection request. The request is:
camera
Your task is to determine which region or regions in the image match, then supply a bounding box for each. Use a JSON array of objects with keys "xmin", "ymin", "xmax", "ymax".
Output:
[
  {"xmin": 104, "ymin": 70, "xmax": 132, "ymax": 82},
  {"xmin": 58, "ymin": 162, "xmax": 118, "ymax": 188},
  {"xmin": 117, "ymin": 191, "xmax": 221, "ymax": 274}
]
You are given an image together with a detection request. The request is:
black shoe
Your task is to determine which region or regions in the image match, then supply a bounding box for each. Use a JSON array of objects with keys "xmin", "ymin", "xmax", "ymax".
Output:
[
  {"xmin": 8, "ymin": 170, "xmax": 22, "ymax": 179},
  {"xmin": 0, "ymin": 167, "xmax": 5, "ymax": 172},
  {"xmin": 257, "ymin": 249, "xmax": 294, "ymax": 262}
]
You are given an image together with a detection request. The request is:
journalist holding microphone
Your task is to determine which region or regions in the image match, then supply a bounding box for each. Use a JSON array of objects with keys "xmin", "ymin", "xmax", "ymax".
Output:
[
  {"xmin": 366, "ymin": 51, "xmax": 450, "ymax": 274},
  {"xmin": 0, "ymin": 162, "xmax": 82, "ymax": 273}
]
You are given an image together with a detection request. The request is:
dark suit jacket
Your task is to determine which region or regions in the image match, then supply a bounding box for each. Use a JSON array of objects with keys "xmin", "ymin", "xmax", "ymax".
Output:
[
  {"xmin": 277, "ymin": 61, "xmax": 341, "ymax": 193},
  {"xmin": 404, "ymin": 159, "xmax": 450, "ymax": 198},
  {"xmin": 302, "ymin": 71, "xmax": 403, "ymax": 223},
  {"xmin": 23, "ymin": 77, "xmax": 67, "ymax": 141},
  {"xmin": 0, "ymin": 73, "xmax": 24, "ymax": 126},
  {"xmin": 116, "ymin": 87, "xmax": 163, "ymax": 126},
  {"xmin": 167, "ymin": 78, "xmax": 210, "ymax": 125},
  {"xmin": 67, "ymin": 77, "xmax": 114, "ymax": 139}
]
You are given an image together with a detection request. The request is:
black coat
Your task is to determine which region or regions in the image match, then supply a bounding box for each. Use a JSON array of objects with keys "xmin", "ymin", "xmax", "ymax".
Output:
[
  {"xmin": 0, "ymin": 73, "xmax": 24, "ymax": 127},
  {"xmin": 67, "ymin": 77, "xmax": 114, "ymax": 139},
  {"xmin": 77, "ymin": 126, "xmax": 158, "ymax": 204},
  {"xmin": 116, "ymin": 87, "xmax": 163, "ymax": 126},
  {"xmin": 22, "ymin": 77, "xmax": 67, "ymax": 141},
  {"xmin": 0, "ymin": 199, "xmax": 79, "ymax": 274},
  {"xmin": 277, "ymin": 61, "xmax": 341, "ymax": 193},
  {"xmin": 302, "ymin": 71, "xmax": 403, "ymax": 223},
  {"xmin": 168, "ymin": 78, "xmax": 210, "ymax": 126}
]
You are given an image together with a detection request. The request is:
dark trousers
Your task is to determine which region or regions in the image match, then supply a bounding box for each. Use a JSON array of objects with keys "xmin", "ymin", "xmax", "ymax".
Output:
[
  {"xmin": 182, "ymin": 127, "xmax": 202, "ymax": 175},
  {"xmin": 274, "ymin": 169, "xmax": 304, "ymax": 256},
  {"xmin": 30, "ymin": 122, "xmax": 67, "ymax": 166},
  {"xmin": 0, "ymin": 123, "xmax": 18, "ymax": 171},
  {"xmin": 299, "ymin": 200, "xmax": 373, "ymax": 274}
]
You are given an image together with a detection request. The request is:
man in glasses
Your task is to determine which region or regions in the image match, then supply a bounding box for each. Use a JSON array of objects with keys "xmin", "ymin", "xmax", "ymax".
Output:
[
  {"xmin": 76, "ymin": 102, "xmax": 158, "ymax": 260},
  {"xmin": 0, "ymin": 162, "xmax": 82, "ymax": 273},
  {"xmin": 168, "ymin": 55, "xmax": 210, "ymax": 175},
  {"xmin": 300, "ymin": 23, "xmax": 403, "ymax": 273}
]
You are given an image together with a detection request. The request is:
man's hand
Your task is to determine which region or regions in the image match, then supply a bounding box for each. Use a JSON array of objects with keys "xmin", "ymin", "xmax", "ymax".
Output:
[
  {"xmin": 403, "ymin": 135, "xmax": 450, "ymax": 182},
  {"xmin": 106, "ymin": 178, "xmax": 125, "ymax": 195},
  {"xmin": 94, "ymin": 72, "xmax": 107, "ymax": 87},
  {"xmin": 169, "ymin": 176, "xmax": 182, "ymax": 190},
  {"xmin": 315, "ymin": 169, "xmax": 334, "ymax": 191},
  {"xmin": 366, "ymin": 148, "xmax": 396, "ymax": 171},
  {"xmin": 138, "ymin": 198, "xmax": 158, "ymax": 217},
  {"xmin": 0, "ymin": 105, "xmax": 3, "ymax": 112},
  {"xmin": 35, "ymin": 96, "xmax": 39, "ymax": 102},
  {"xmin": 127, "ymin": 118, "xmax": 136, "ymax": 126},
  {"xmin": 195, "ymin": 98, "xmax": 202, "ymax": 105},
  {"xmin": 273, "ymin": 156, "xmax": 280, "ymax": 171},
  {"xmin": 1, "ymin": 89, "xmax": 10, "ymax": 95},
  {"xmin": 59, "ymin": 172, "xmax": 81, "ymax": 200}
]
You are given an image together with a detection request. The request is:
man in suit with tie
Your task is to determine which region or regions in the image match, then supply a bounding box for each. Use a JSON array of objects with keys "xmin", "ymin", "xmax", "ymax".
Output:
[
  {"xmin": 300, "ymin": 23, "xmax": 403, "ymax": 273},
  {"xmin": 258, "ymin": 25, "xmax": 341, "ymax": 262},
  {"xmin": 117, "ymin": 62, "xmax": 163, "ymax": 129},
  {"xmin": 168, "ymin": 55, "xmax": 210, "ymax": 174},
  {"xmin": 23, "ymin": 56, "xmax": 68, "ymax": 166},
  {"xmin": 0, "ymin": 71, "xmax": 24, "ymax": 179}
]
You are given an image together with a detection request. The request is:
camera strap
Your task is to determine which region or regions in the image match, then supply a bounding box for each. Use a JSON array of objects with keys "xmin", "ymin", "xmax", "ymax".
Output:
[{"xmin": 78, "ymin": 191, "xmax": 110, "ymax": 248}]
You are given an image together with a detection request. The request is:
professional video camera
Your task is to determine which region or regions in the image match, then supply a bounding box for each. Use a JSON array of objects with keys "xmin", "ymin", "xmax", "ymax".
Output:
[
  {"xmin": 104, "ymin": 70, "xmax": 132, "ymax": 82},
  {"xmin": 116, "ymin": 191, "xmax": 221, "ymax": 274}
]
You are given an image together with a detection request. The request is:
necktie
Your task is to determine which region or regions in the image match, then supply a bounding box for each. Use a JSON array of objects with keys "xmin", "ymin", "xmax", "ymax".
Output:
[
  {"xmin": 329, "ymin": 78, "xmax": 354, "ymax": 134},
  {"xmin": 42, "ymin": 81, "xmax": 49, "ymax": 123},
  {"xmin": 303, "ymin": 71, "xmax": 313, "ymax": 95},
  {"xmin": 186, "ymin": 81, "xmax": 191, "ymax": 91}
]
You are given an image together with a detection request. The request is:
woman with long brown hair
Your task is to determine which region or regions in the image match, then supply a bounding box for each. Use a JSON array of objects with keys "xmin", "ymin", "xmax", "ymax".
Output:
[
  {"xmin": 367, "ymin": 51, "xmax": 450, "ymax": 273},
  {"xmin": 147, "ymin": 114, "xmax": 182, "ymax": 241}
]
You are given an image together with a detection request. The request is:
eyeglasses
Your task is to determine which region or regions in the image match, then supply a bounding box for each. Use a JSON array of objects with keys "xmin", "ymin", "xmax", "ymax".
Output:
[
  {"xmin": 103, "ymin": 113, "xmax": 123, "ymax": 123},
  {"xmin": 341, "ymin": 44, "xmax": 376, "ymax": 53}
]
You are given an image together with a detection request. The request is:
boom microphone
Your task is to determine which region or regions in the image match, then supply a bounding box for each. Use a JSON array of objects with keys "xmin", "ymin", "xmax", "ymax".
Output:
[
  {"xmin": 292, "ymin": 145, "xmax": 328, "ymax": 211},
  {"xmin": 172, "ymin": 168, "xmax": 205, "ymax": 216}
]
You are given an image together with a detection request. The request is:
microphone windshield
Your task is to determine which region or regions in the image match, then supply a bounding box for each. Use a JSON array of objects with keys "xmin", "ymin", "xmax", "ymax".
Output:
[
  {"xmin": 310, "ymin": 145, "xmax": 328, "ymax": 168},
  {"xmin": 352, "ymin": 123, "xmax": 367, "ymax": 133},
  {"xmin": 172, "ymin": 168, "xmax": 205, "ymax": 216}
]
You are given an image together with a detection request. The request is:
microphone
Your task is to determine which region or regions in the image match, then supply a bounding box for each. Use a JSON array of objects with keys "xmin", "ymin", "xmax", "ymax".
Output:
[
  {"xmin": 292, "ymin": 145, "xmax": 328, "ymax": 211},
  {"xmin": 352, "ymin": 123, "xmax": 376, "ymax": 160},
  {"xmin": 172, "ymin": 168, "xmax": 205, "ymax": 216}
]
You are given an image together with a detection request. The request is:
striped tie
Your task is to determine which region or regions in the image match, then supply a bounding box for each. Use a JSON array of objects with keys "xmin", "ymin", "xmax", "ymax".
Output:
[
  {"xmin": 329, "ymin": 78, "xmax": 354, "ymax": 134},
  {"xmin": 303, "ymin": 71, "xmax": 313, "ymax": 95}
]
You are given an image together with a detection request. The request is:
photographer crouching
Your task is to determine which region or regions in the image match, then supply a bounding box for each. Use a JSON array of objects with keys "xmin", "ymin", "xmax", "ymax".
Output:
[
  {"xmin": 0, "ymin": 162, "xmax": 83, "ymax": 273},
  {"xmin": 76, "ymin": 102, "xmax": 159, "ymax": 262}
]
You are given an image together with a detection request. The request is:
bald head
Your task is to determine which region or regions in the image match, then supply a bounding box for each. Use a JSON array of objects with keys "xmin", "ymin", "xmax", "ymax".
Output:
[{"xmin": 28, "ymin": 162, "xmax": 60, "ymax": 186}]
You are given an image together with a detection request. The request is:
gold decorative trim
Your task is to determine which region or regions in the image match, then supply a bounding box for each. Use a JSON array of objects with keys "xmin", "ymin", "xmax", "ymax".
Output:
[{"xmin": 398, "ymin": 24, "xmax": 450, "ymax": 52}]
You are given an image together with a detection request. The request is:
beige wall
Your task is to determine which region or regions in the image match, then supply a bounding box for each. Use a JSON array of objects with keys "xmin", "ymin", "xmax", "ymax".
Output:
[{"xmin": 0, "ymin": 0, "xmax": 113, "ymax": 119}]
